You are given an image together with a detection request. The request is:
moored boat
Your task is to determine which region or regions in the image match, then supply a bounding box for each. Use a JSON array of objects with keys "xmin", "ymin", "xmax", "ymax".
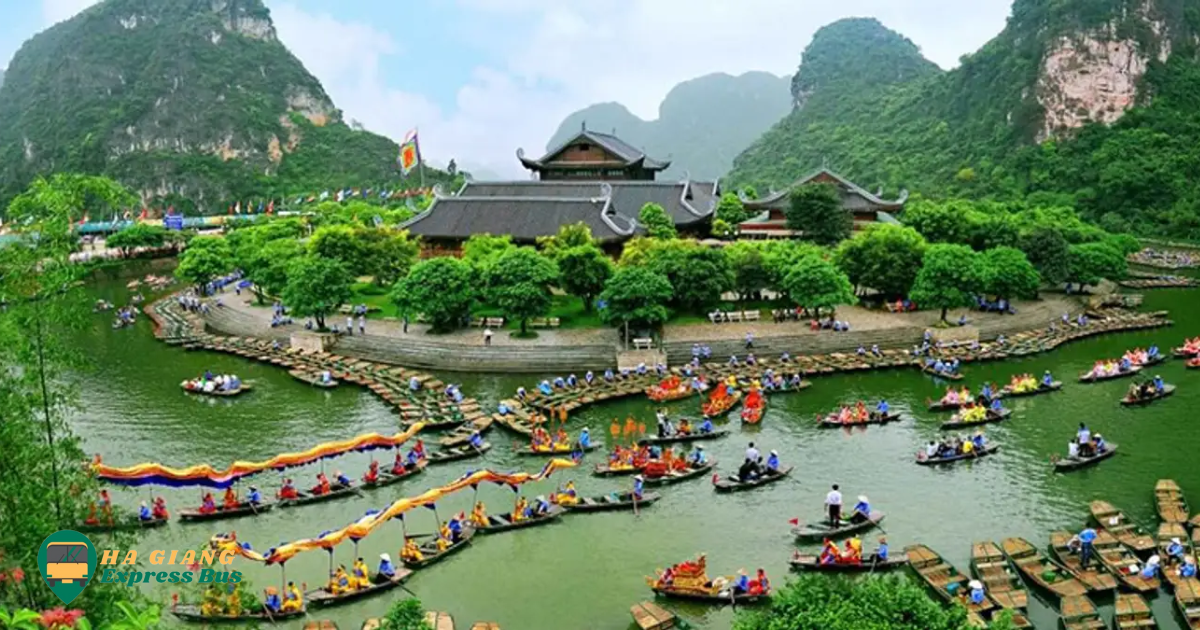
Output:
[
  {"xmin": 179, "ymin": 501, "xmax": 274, "ymax": 523},
  {"xmin": 905, "ymin": 544, "xmax": 998, "ymax": 621},
  {"xmin": 306, "ymin": 569, "xmax": 414, "ymax": 608},
  {"xmin": 969, "ymin": 541, "xmax": 1033, "ymax": 627},
  {"xmin": 1000, "ymin": 537, "xmax": 1088, "ymax": 598},
  {"xmin": 940, "ymin": 408, "xmax": 1011, "ymax": 430},
  {"xmin": 1059, "ymin": 595, "xmax": 1107, "ymax": 630},
  {"xmin": 1048, "ymin": 531, "xmax": 1119, "ymax": 593},
  {"xmin": 1093, "ymin": 535, "xmax": 1160, "ymax": 593},
  {"xmin": 171, "ymin": 602, "xmax": 306, "ymax": 623},
  {"xmin": 515, "ymin": 442, "xmax": 598, "ymax": 457},
  {"xmin": 78, "ymin": 515, "xmax": 169, "ymax": 533},
  {"xmin": 1090, "ymin": 500, "xmax": 1157, "ymax": 556},
  {"xmin": 1114, "ymin": 592, "xmax": 1157, "ymax": 630},
  {"xmin": 713, "ymin": 466, "xmax": 792, "ymax": 492},
  {"xmin": 278, "ymin": 484, "xmax": 362, "ymax": 509},
  {"xmin": 404, "ymin": 526, "xmax": 475, "ymax": 569},
  {"xmin": 1121, "ymin": 384, "xmax": 1176, "ymax": 406},
  {"xmin": 1054, "ymin": 445, "xmax": 1118, "ymax": 472},
  {"xmin": 793, "ymin": 511, "xmax": 884, "ymax": 542},
  {"xmin": 1157, "ymin": 479, "xmax": 1190, "ymax": 524},
  {"xmin": 477, "ymin": 504, "xmax": 564, "ymax": 534},
  {"xmin": 922, "ymin": 366, "xmax": 965, "ymax": 381},
  {"xmin": 916, "ymin": 444, "xmax": 999, "ymax": 466},
  {"xmin": 1174, "ymin": 578, "xmax": 1200, "ymax": 629},
  {"xmin": 642, "ymin": 460, "xmax": 717, "ymax": 487},
  {"xmin": 289, "ymin": 369, "xmax": 338, "ymax": 388},
  {"xmin": 789, "ymin": 551, "xmax": 907, "ymax": 573},
  {"xmin": 562, "ymin": 491, "xmax": 661, "ymax": 513},
  {"xmin": 638, "ymin": 428, "xmax": 728, "ymax": 446},
  {"xmin": 425, "ymin": 443, "xmax": 491, "ymax": 465}
]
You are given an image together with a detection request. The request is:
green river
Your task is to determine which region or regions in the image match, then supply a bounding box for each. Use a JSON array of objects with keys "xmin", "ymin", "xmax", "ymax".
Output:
[{"xmin": 73, "ymin": 269, "xmax": 1200, "ymax": 629}]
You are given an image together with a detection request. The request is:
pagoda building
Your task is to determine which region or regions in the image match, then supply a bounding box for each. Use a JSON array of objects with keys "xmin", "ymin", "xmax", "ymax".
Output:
[{"xmin": 737, "ymin": 168, "xmax": 908, "ymax": 238}]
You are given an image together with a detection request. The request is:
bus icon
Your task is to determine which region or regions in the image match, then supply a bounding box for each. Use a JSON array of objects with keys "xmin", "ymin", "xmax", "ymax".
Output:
[{"xmin": 45, "ymin": 542, "xmax": 89, "ymax": 587}]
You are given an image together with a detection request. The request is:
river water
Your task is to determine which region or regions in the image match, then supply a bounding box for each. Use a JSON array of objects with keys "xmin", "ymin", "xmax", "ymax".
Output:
[{"xmin": 72, "ymin": 270, "xmax": 1200, "ymax": 629}]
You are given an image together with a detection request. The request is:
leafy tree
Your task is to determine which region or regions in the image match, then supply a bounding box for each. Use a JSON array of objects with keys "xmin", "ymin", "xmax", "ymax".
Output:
[
  {"xmin": 724, "ymin": 241, "xmax": 770, "ymax": 300},
  {"xmin": 281, "ymin": 256, "xmax": 353, "ymax": 329},
  {"xmin": 309, "ymin": 225, "xmax": 365, "ymax": 275},
  {"xmin": 616, "ymin": 236, "xmax": 659, "ymax": 267},
  {"xmin": 835, "ymin": 224, "xmax": 927, "ymax": 297},
  {"xmin": 174, "ymin": 236, "xmax": 233, "ymax": 289},
  {"xmin": 710, "ymin": 218, "xmax": 736, "ymax": 238},
  {"xmin": 760, "ymin": 240, "xmax": 827, "ymax": 292},
  {"xmin": 732, "ymin": 574, "xmax": 988, "ymax": 630},
  {"xmin": 391, "ymin": 257, "xmax": 475, "ymax": 333},
  {"xmin": 780, "ymin": 253, "xmax": 856, "ymax": 317},
  {"xmin": 462, "ymin": 234, "xmax": 516, "ymax": 273},
  {"xmin": 740, "ymin": 185, "xmax": 758, "ymax": 200},
  {"xmin": 1067, "ymin": 242, "xmax": 1127, "ymax": 290},
  {"xmin": 537, "ymin": 222, "xmax": 595, "ymax": 258},
  {"xmin": 599, "ymin": 267, "xmax": 674, "ymax": 330},
  {"xmin": 903, "ymin": 200, "xmax": 972, "ymax": 245},
  {"xmin": 381, "ymin": 599, "xmax": 432, "ymax": 630},
  {"xmin": 979, "ymin": 246, "xmax": 1041, "ymax": 300},
  {"xmin": 1103, "ymin": 233, "xmax": 1141, "ymax": 256},
  {"xmin": 357, "ymin": 228, "xmax": 420, "ymax": 286},
  {"xmin": 968, "ymin": 213, "xmax": 1019, "ymax": 251},
  {"xmin": 639, "ymin": 202, "xmax": 678, "ymax": 239},
  {"xmin": 484, "ymin": 247, "xmax": 559, "ymax": 336},
  {"xmin": 105, "ymin": 223, "xmax": 168, "ymax": 257},
  {"xmin": 244, "ymin": 238, "xmax": 304, "ymax": 302},
  {"xmin": 785, "ymin": 183, "xmax": 850, "ymax": 246},
  {"xmin": 555, "ymin": 244, "xmax": 613, "ymax": 311},
  {"xmin": 1017, "ymin": 227, "xmax": 1070, "ymax": 285},
  {"xmin": 715, "ymin": 192, "xmax": 750, "ymax": 226},
  {"xmin": 644, "ymin": 241, "xmax": 734, "ymax": 311},
  {"xmin": 910, "ymin": 244, "xmax": 981, "ymax": 322}
]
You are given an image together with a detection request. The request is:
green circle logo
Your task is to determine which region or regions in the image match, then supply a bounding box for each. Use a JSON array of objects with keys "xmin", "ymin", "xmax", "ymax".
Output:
[{"xmin": 37, "ymin": 530, "xmax": 97, "ymax": 604}]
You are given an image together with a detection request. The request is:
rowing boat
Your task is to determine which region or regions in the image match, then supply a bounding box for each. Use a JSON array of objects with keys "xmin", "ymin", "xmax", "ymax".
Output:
[
  {"xmin": 1121, "ymin": 384, "xmax": 1176, "ymax": 406},
  {"xmin": 1093, "ymin": 535, "xmax": 1160, "ymax": 593},
  {"xmin": 1175, "ymin": 578, "xmax": 1200, "ymax": 629},
  {"xmin": 592, "ymin": 462, "xmax": 641, "ymax": 477},
  {"xmin": 1048, "ymin": 531, "xmax": 1119, "ymax": 593},
  {"xmin": 1090, "ymin": 500, "xmax": 1157, "ymax": 556},
  {"xmin": 515, "ymin": 442, "xmax": 598, "ymax": 457},
  {"xmin": 306, "ymin": 569, "xmax": 414, "ymax": 608},
  {"xmin": 1156, "ymin": 479, "xmax": 1190, "ymax": 524},
  {"xmin": 1054, "ymin": 445, "xmax": 1118, "ymax": 472},
  {"xmin": 713, "ymin": 466, "xmax": 792, "ymax": 492},
  {"xmin": 78, "ymin": 516, "xmax": 169, "ymax": 533},
  {"xmin": 179, "ymin": 501, "xmax": 274, "ymax": 523},
  {"xmin": 477, "ymin": 504, "xmax": 564, "ymax": 534},
  {"xmin": 818, "ymin": 411, "xmax": 901, "ymax": 428},
  {"xmin": 646, "ymin": 378, "xmax": 695, "ymax": 402},
  {"xmin": 1000, "ymin": 381, "xmax": 1063, "ymax": 397},
  {"xmin": 182, "ymin": 383, "xmax": 253, "ymax": 397},
  {"xmin": 1157, "ymin": 522, "xmax": 1194, "ymax": 591},
  {"xmin": 171, "ymin": 603, "xmax": 306, "ymax": 623},
  {"xmin": 642, "ymin": 461, "xmax": 717, "ymax": 487},
  {"xmin": 1115, "ymin": 592, "xmax": 1157, "ymax": 629},
  {"xmin": 940, "ymin": 409, "xmax": 1011, "ymax": 430},
  {"xmin": 916, "ymin": 444, "xmax": 999, "ymax": 466},
  {"xmin": 289, "ymin": 369, "xmax": 338, "ymax": 388},
  {"xmin": 278, "ymin": 484, "xmax": 362, "ymax": 508},
  {"xmin": 969, "ymin": 541, "xmax": 1031, "ymax": 620},
  {"xmin": 927, "ymin": 397, "xmax": 985, "ymax": 412},
  {"xmin": 1060, "ymin": 595, "xmax": 1107, "ymax": 630},
  {"xmin": 740, "ymin": 390, "xmax": 766, "ymax": 424},
  {"xmin": 361, "ymin": 461, "xmax": 426, "ymax": 490},
  {"xmin": 790, "ymin": 552, "xmax": 907, "ymax": 573},
  {"xmin": 425, "ymin": 443, "xmax": 491, "ymax": 465},
  {"xmin": 1079, "ymin": 366, "xmax": 1142, "ymax": 383},
  {"xmin": 922, "ymin": 366, "xmax": 964, "ymax": 381},
  {"xmin": 648, "ymin": 583, "xmax": 767, "ymax": 604},
  {"xmin": 421, "ymin": 612, "xmax": 455, "ymax": 630},
  {"xmin": 562, "ymin": 491, "xmax": 662, "ymax": 513},
  {"xmin": 793, "ymin": 511, "xmax": 884, "ymax": 542},
  {"xmin": 1000, "ymin": 537, "xmax": 1087, "ymax": 598},
  {"xmin": 638, "ymin": 428, "xmax": 728, "ymax": 446},
  {"xmin": 701, "ymin": 388, "xmax": 742, "ymax": 416},
  {"xmin": 905, "ymin": 544, "xmax": 997, "ymax": 620},
  {"xmin": 404, "ymin": 525, "xmax": 475, "ymax": 569}
]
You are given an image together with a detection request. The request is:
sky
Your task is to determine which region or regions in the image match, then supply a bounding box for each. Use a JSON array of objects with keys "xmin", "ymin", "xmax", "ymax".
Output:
[{"xmin": 0, "ymin": 0, "xmax": 1014, "ymax": 178}]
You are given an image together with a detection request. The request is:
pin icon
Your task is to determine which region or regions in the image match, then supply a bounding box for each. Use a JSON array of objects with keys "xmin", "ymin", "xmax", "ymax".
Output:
[{"xmin": 38, "ymin": 530, "xmax": 97, "ymax": 604}]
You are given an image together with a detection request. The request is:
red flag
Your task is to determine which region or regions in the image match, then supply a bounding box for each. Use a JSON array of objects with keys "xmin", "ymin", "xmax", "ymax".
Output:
[
  {"xmin": 266, "ymin": 200, "xmax": 274, "ymax": 215},
  {"xmin": 788, "ymin": 518, "xmax": 800, "ymax": 526}
]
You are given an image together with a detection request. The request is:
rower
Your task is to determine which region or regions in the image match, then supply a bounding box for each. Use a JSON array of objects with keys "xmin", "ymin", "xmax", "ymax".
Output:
[
  {"xmin": 633, "ymin": 475, "xmax": 645, "ymax": 501},
  {"xmin": 409, "ymin": 376, "xmax": 420, "ymax": 391},
  {"xmin": 469, "ymin": 431, "xmax": 485, "ymax": 449},
  {"xmin": 1042, "ymin": 370, "xmax": 1054, "ymax": 387},
  {"xmin": 989, "ymin": 397, "xmax": 1003, "ymax": 413},
  {"xmin": 1168, "ymin": 537, "xmax": 1186, "ymax": 565},
  {"xmin": 689, "ymin": 445, "xmax": 706, "ymax": 466},
  {"xmin": 875, "ymin": 537, "xmax": 889, "ymax": 562},
  {"xmin": 363, "ymin": 461, "xmax": 380, "ymax": 484},
  {"xmin": 637, "ymin": 362, "xmax": 648, "ymax": 375},
  {"xmin": 875, "ymin": 400, "xmax": 889, "ymax": 417},
  {"xmin": 263, "ymin": 587, "xmax": 282, "ymax": 612},
  {"xmin": 406, "ymin": 449, "xmax": 420, "ymax": 468},
  {"xmin": 281, "ymin": 582, "xmax": 303, "ymax": 612},
  {"xmin": 223, "ymin": 487, "xmax": 239, "ymax": 509},
  {"xmin": 553, "ymin": 376, "xmax": 566, "ymax": 389},
  {"xmin": 138, "ymin": 501, "xmax": 153, "ymax": 521},
  {"xmin": 1154, "ymin": 374, "xmax": 1165, "ymax": 392},
  {"xmin": 733, "ymin": 570, "xmax": 750, "ymax": 594},
  {"xmin": 766, "ymin": 450, "xmax": 780, "ymax": 472},
  {"xmin": 516, "ymin": 386, "xmax": 527, "ymax": 400},
  {"xmin": 567, "ymin": 373, "xmax": 578, "ymax": 387},
  {"xmin": 1141, "ymin": 555, "xmax": 1161, "ymax": 579},
  {"xmin": 968, "ymin": 579, "xmax": 986, "ymax": 605},
  {"xmin": 376, "ymin": 553, "xmax": 396, "ymax": 583},
  {"xmin": 532, "ymin": 495, "xmax": 551, "ymax": 516},
  {"xmin": 335, "ymin": 470, "xmax": 351, "ymax": 487},
  {"xmin": 849, "ymin": 495, "xmax": 871, "ymax": 524},
  {"xmin": 972, "ymin": 431, "xmax": 986, "ymax": 450},
  {"xmin": 579, "ymin": 427, "xmax": 591, "ymax": 449},
  {"xmin": 585, "ymin": 370, "xmax": 594, "ymax": 384},
  {"xmin": 980, "ymin": 383, "xmax": 993, "ymax": 402},
  {"xmin": 826, "ymin": 484, "xmax": 843, "ymax": 527},
  {"xmin": 1180, "ymin": 556, "xmax": 1198, "ymax": 578},
  {"xmin": 200, "ymin": 492, "xmax": 217, "ymax": 514},
  {"xmin": 698, "ymin": 416, "xmax": 714, "ymax": 434},
  {"xmin": 604, "ymin": 368, "xmax": 614, "ymax": 382},
  {"xmin": 279, "ymin": 478, "xmax": 299, "ymax": 499}
]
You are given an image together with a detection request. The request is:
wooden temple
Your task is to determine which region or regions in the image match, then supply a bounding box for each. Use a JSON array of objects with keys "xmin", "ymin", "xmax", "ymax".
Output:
[{"xmin": 737, "ymin": 168, "xmax": 908, "ymax": 238}]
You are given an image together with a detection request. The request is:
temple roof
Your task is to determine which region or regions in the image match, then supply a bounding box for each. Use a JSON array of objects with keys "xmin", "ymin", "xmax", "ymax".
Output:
[
  {"xmin": 741, "ymin": 167, "xmax": 908, "ymax": 210},
  {"xmin": 458, "ymin": 179, "xmax": 717, "ymax": 226},
  {"xmin": 518, "ymin": 128, "xmax": 671, "ymax": 171}
]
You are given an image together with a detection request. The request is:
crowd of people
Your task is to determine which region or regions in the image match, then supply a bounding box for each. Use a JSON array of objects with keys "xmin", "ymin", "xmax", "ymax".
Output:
[
  {"xmin": 736, "ymin": 442, "xmax": 782, "ymax": 482},
  {"xmin": 181, "ymin": 370, "xmax": 244, "ymax": 394},
  {"xmin": 1129, "ymin": 247, "xmax": 1198, "ymax": 269},
  {"xmin": 919, "ymin": 433, "xmax": 988, "ymax": 462},
  {"xmin": 1064, "ymin": 423, "xmax": 1109, "ymax": 460},
  {"xmin": 651, "ymin": 554, "xmax": 771, "ymax": 599},
  {"xmin": 815, "ymin": 535, "xmax": 889, "ymax": 566},
  {"xmin": 1125, "ymin": 375, "xmax": 1169, "ymax": 401},
  {"xmin": 825, "ymin": 400, "xmax": 891, "ymax": 425}
]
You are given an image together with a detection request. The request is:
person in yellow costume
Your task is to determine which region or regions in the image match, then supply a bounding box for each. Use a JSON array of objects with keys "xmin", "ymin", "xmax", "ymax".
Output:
[
  {"xmin": 471, "ymin": 501, "xmax": 488, "ymax": 526},
  {"xmin": 281, "ymin": 581, "xmax": 303, "ymax": 612},
  {"xmin": 200, "ymin": 584, "xmax": 223, "ymax": 616},
  {"xmin": 512, "ymin": 496, "xmax": 529, "ymax": 522},
  {"xmin": 225, "ymin": 583, "xmax": 242, "ymax": 616},
  {"xmin": 435, "ymin": 528, "xmax": 451, "ymax": 552},
  {"xmin": 351, "ymin": 558, "xmax": 369, "ymax": 590},
  {"xmin": 328, "ymin": 566, "xmax": 352, "ymax": 595},
  {"xmin": 401, "ymin": 537, "xmax": 424, "ymax": 563},
  {"xmin": 842, "ymin": 537, "xmax": 863, "ymax": 564},
  {"xmin": 556, "ymin": 481, "xmax": 579, "ymax": 506},
  {"xmin": 961, "ymin": 437, "xmax": 974, "ymax": 455}
]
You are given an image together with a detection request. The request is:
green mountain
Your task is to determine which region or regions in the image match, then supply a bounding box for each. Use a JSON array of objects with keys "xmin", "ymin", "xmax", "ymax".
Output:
[
  {"xmin": 546, "ymin": 71, "xmax": 791, "ymax": 181},
  {"xmin": 0, "ymin": 0, "xmax": 450, "ymax": 213},
  {"xmin": 728, "ymin": 3, "xmax": 1200, "ymax": 237},
  {"xmin": 0, "ymin": 69, "xmax": 5, "ymax": 88}
]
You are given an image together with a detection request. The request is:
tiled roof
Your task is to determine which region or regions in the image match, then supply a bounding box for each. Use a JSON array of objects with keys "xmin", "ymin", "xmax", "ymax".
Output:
[
  {"xmin": 741, "ymin": 168, "xmax": 908, "ymax": 210},
  {"xmin": 461, "ymin": 179, "xmax": 717, "ymax": 227},
  {"xmin": 523, "ymin": 129, "xmax": 670, "ymax": 170}
]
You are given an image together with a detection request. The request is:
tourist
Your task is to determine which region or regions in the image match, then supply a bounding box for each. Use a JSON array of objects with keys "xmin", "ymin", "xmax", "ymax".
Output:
[
  {"xmin": 826, "ymin": 484, "xmax": 843, "ymax": 527},
  {"xmin": 357, "ymin": 315, "xmax": 365, "ymax": 335},
  {"xmin": 968, "ymin": 580, "xmax": 986, "ymax": 605},
  {"xmin": 281, "ymin": 582, "xmax": 303, "ymax": 612},
  {"xmin": 223, "ymin": 487, "xmax": 239, "ymax": 509},
  {"xmin": 351, "ymin": 558, "xmax": 369, "ymax": 589},
  {"xmin": 1077, "ymin": 423, "xmax": 1092, "ymax": 457},
  {"xmin": 346, "ymin": 315, "xmax": 354, "ymax": 336},
  {"xmin": 745, "ymin": 331, "xmax": 754, "ymax": 349},
  {"xmin": 484, "ymin": 327, "xmax": 493, "ymax": 346},
  {"xmin": 152, "ymin": 497, "xmax": 169, "ymax": 520},
  {"xmin": 376, "ymin": 553, "xmax": 396, "ymax": 582},
  {"xmin": 199, "ymin": 492, "xmax": 216, "ymax": 514},
  {"xmin": 279, "ymin": 478, "xmax": 298, "ymax": 499},
  {"xmin": 744, "ymin": 441, "xmax": 760, "ymax": 464},
  {"xmin": 1181, "ymin": 557, "xmax": 1198, "ymax": 579}
]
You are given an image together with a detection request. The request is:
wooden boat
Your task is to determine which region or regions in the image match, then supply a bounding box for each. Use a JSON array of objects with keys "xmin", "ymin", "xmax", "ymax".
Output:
[
  {"xmin": 1054, "ymin": 444, "xmax": 1119, "ymax": 471},
  {"xmin": 404, "ymin": 525, "xmax": 476, "ymax": 569},
  {"xmin": 1157, "ymin": 479, "xmax": 1190, "ymax": 524},
  {"xmin": 905, "ymin": 544, "xmax": 997, "ymax": 620},
  {"xmin": 1090, "ymin": 501, "xmax": 1157, "ymax": 556},
  {"xmin": 592, "ymin": 461, "xmax": 642, "ymax": 477},
  {"xmin": 425, "ymin": 443, "xmax": 491, "ymax": 465},
  {"xmin": 970, "ymin": 541, "xmax": 1031, "ymax": 616},
  {"xmin": 1000, "ymin": 537, "xmax": 1088, "ymax": 598},
  {"xmin": 1048, "ymin": 531, "xmax": 1120, "ymax": 593},
  {"xmin": 927, "ymin": 397, "xmax": 989, "ymax": 412},
  {"xmin": 1060, "ymin": 595, "xmax": 1107, "ymax": 630},
  {"xmin": 515, "ymin": 442, "xmax": 598, "ymax": 457},
  {"xmin": 646, "ymin": 377, "xmax": 695, "ymax": 402},
  {"xmin": 306, "ymin": 569, "xmax": 414, "ymax": 608},
  {"xmin": 790, "ymin": 551, "xmax": 908, "ymax": 573},
  {"xmin": 648, "ymin": 584, "xmax": 768, "ymax": 605},
  {"xmin": 793, "ymin": 511, "xmax": 885, "ymax": 542},
  {"xmin": 1157, "ymin": 522, "xmax": 1194, "ymax": 591},
  {"xmin": 304, "ymin": 621, "xmax": 338, "ymax": 630},
  {"xmin": 562, "ymin": 491, "xmax": 662, "ymax": 513},
  {"xmin": 422, "ymin": 612, "xmax": 455, "ymax": 630},
  {"xmin": 361, "ymin": 461, "xmax": 426, "ymax": 490},
  {"xmin": 179, "ymin": 501, "xmax": 274, "ymax": 523},
  {"xmin": 1093, "ymin": 536, "xmax": 1160, "ymax": 593},
  {"xmin": 916, "ymin": 444, "xmax": 1000, "ymax": 466},
  {"xmin": 740, "ymin": 390, "xmax": 766, "ymax": 424},
  {"xmin": 477, "ymin": 504, "xmax": 564, "ymax": 534},
  {"xmin": 278, "ymin": 484, "xmax": 362, "ymax": 508},
  {"xmin": 1174, "ymin": 577, "xmax": 1200, "ymax": 629},
  {"xmin": 922, "ymin": 366, "xmax": 964, "ymax": 381},
  {"xmin": 469, "ymin": 624, "xmax": 499, "ymax": 630},
  {"xmin": 701, "ymin": 388, "xmax": 742, "ymax": 416},
  {"xmin": 642, "ymin": 460, "xmax": 717, "ymax": 487},
  {"xmin": 1115, "ymin": 592, "xmax": 1156, "ymax": 629},
  {"xmin": 639, "ymin": 428, "xmax": 728, "ymax": 446},
  {"xmin": 78, "ymin": 515, "xmax": 169, "ymax": 532},
  {"xmin": 289, "ymin": 369, "xmax": 337, "ymax": 388},
  {"xmin": 1121, "ymin": 384, "xmax": 1176, "ymax": 406},
  {"xmin": 630, "ymin": 601, "xmax": 676, "ymax": 630},
  {"xmin": 181, "ymin": 383, "xmax": 253, "ymax": 397},
  {"xmin": 818, "ymin": 411, "xmax": 901, "ymax": 428},
  {"xmin": 1079, "ymin": 366, "xmax": 1142, "ymax": 383},
  {"xmin": 713, "ymin": 466, "xmax": 792, "ymax": 492},
  {"xmin": 1000, "ymin": 381, "xmax": 1063, "ymax": 398},
  {"xmin": 940, "ymin": 408, "xmax": 1011, "ymax": 430},
  {"xmin": 171, "ymin": 603, "xmax": 307, "ymax": 623}
]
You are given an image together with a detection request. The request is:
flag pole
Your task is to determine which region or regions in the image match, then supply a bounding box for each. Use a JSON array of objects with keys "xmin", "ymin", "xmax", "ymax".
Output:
[{"xmin": 415, "ymin": 127, "xmax": 427, "ymax": 190}]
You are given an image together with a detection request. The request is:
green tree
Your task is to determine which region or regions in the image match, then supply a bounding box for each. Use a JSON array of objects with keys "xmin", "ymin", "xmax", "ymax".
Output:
[
  {"xmin": 244, "ymin": 238, "xmax": 304, "ymax": 302},
  {"xmin": 714, "ymin": 192, "xmax": 750, "ymax": 225},
  {"xmin": 710, "ymin": 218, "xmax": 736, "ymax": 238},
  {"xmin": 910, "ymin": 244, "xmax": 981, "ymax": 322},
  {"xmin": 537, "ymin": 222, "xmax": 595, "ymax": 259},
  {"xmin": 732, "ymin": 574, "xmax": 981, "ymax": 630},
  {"xmin": 309, "ymin": 225, "xmax": 365, "ymax": 275},
  {"xmin": 382, "ymin": 598, "xmax": 431, "ymax": 630},
  {"xmin": 979, "ymin": 246, "xmax": 1041, "ymax": 300},
  {"xmin": 484, "ymin": 247, "xmax": 559, "ymax": 336},
  {"xmin": 785, "ymin": 183, "xmax": 850, "ymax": 246},
  {"xmin": 281, "ymin": 256, "xmax": 353, "ymax": 329},
  {"xmin": 724, "ymin": 241, "xmax": 770, "ymax": 300},
  {"xmin": 461, "ymin": 234, "xmax": 516, "ymax": 273},
  {"xmin": 903, "ymin": 200, "xmax": 971, "ymax": 245},
  {"xmin": 105, "ymin": 223, "xmax": 168, "ymax": 257},
  {"xmin": 645, "ymin": 241, "xmax": 734, "ymax": 311},
  {"xmin": 968, "ymin": 214, "xmax": 1020, "ymax": 251},
  {"xmin": 391, "ymin": 257, "xmax": 475, "ymax": 333},
  {"xmin": 760, "ymin": 240, "xmax": 827, "ymax": 293},
  {"xmin": 1067, "ymin": 242, "xmax": 1127, "ymax": 290},
  {"xmin": 780, "ymin": 253, "xmax": 856, "ymax": 317},
  {"xmin": 1017, "ymin": 227, "xmax": 1070, "ymax": 285},
  {"xmin": 174, "ymin": 236, "xmax": 233, "ymax": 289},
  {"xmin": 555, "ymin": 244, "xmax": 613, "ymax": 311},
  {"xmin": 357, "ymin": 228, "xmax": 420, "ymax": 286},
  {"xmin": 599, "ymin": 267, "xmax": 674, "ymax": 330},
  {"xmin": 639, "ymin": 202, "xmax": 678, "ymax": 239},
  {"xmin": 835, "ymin": 224, "xmax": 927, "ymax": 297}
]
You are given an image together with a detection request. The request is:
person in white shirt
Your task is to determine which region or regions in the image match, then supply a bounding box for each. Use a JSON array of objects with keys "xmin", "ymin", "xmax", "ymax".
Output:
[
  {"xmin": 1068, "ymin": 440, "xmax": 1079, "ymax": 458},
  {"xmin": 826, "ymin": 484, "xmax": 843, "ymax": 527},
  {"xmin": 744, "ymin": 442, "xmax": 760, "ymax": 463},
  {"xmin": 925, "ymin": 441, "xmax": 938, "ymax": 458}
]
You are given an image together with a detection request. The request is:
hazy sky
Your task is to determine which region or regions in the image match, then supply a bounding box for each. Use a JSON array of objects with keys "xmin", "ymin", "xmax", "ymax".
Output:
[{"xmin": 1, "ymin": 0, "xmax": 1014, "ymax": 177}]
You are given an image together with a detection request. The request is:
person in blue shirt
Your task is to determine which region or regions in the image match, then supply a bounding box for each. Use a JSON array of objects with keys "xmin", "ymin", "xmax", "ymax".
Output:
[
  {"xmin": 1149, "ymin": 345, "xmax": 1160, "ymax": 359},
  {"xmin": 263, "ymin": 587, "xmax": 282, "ymax": 612},
  {"xmin": 875, "ymin": 537, "xmax": 889, "ymax": 561},
  {"xmin": 728, "ymin": 355, "xmax": 739, "ymax": 366},
  {"xmin": 766, "ymin": 450, "xmax": 780, "ymax": 472},
  {"xmin": 247, "ymin": 486, "xmax": 262, "ymax": 505},
  {"xmin": 950, "ymin": 358, "xmax": 961, "ymax": 372},
  {"xmin": 469, "ymin": 431, "xmax": 485, "ymax": 449},
  {"xmin": 1154, "ymin": 375, "xmax": 1165, "ymax": 392},
  {"xmin": 990, "ymin": 397, "xmax": 1003, "ymax": 412},
  {"xmin": 1141, "ymin": 556, "xmax": 1161, "ymax": 579},
  {"xmin": 698, "ymin": 417, "xmax": 714, "ymax": 434},
  {"xmin": 636, "ymin": 363, "xmax": 648, "ymax": 375},
  {"xmin": 1042, "ymin": 370, "xmax": 1054, "ymax": 387},
  {"xmin": 532, "ymin": 495, "xmax": 551, "ymax": 516},
  {"xmin": 690, "ymin": 445, "xmax": 706, "ymax": 466},
  {"xmin": 579, "ymin": 428, "xmax": 591, "ymax": 449},
  {"xmin": 1078, "ymin": 526, "xmax": 1097, "ymax": 568},
  {"xmin": 585, "ymin": 371, "xmax": 594, "ymax": 384},
  {"xmin": 409, "ymin": 376, "xmax": 421, "ymax": 391},
  {"xmin": 335, "ymin": 470, "xmax": 351, "ymax": 487},
  {"xmin": 376, "ymin": 553, "xmax": 396, "ymax": 583},
  {"xmin": 632, "ymin": 475, "xmax": 645, "ymax": 500},
  {"xmin": 1180, "ymin": 556, "xmax": 1197, "ymax": 578},
  {"xmin": 972, "ymin": 432, "xmax": 986, "ymax": 450},
  {"xmin": 980, "ymin": 383, "xmax": 993, "ymax": 400},
  {"xmin": 138, "ymin": 501, "xmax": 152, "ymax": 521},
  {"xmin": 406, "ymin": 450, "xmax": 420, "ymax": 467},
  {"xmin": 567, "ymin": 374, "xmax": 578, "ymax": 387},
  {"xmin": 733, "ymin": 570, "xmax": 750, "ymax": 594},
  {"xmin": 1119, "ymin": 356, "xmax": 1132, "ymax": 371},
  {"xmin": 553, "ymin": 376, "xmax": 566, "ymax": 389},
  {"xmin": 850, "ymin": 496, "xmax": 871, "ymax": 523},
  {"xmin": 497, "ymin": 402, "xmax": 510, "ymax": 415},
  {"xmin": 968, "ymin": 579, "xmax": 985, "ymax": 605},
  {"xmin": 780, "ymin": 351, "xmax": 791, "ymax": 363},
  {"xmin": 933, "ymin": 359, "xmax": 945, "ymax": 373},
  {"xmin": 1093, "ymin": 433, "xmax": 1108, "ymax": 454},
  {"xmin": 746, "ymin": 354, "xmax": 756, "ymax": 366},
  {"xmin": 875, "ymin": 400, "xmax": 890, "ymax": 417},
  {"xmin": 1168, "ymin": 537, "xmax": 1186, "ymax": 564},
  {"xmin": 447, "ymin": 515, "xmax": 463, "ymax": 541},
  {"xmin": 516, "ymin": 386, "xmax": 527, "ymax": 400}
]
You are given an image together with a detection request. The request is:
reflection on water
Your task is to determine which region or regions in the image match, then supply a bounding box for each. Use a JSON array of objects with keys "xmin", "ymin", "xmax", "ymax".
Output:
[{"xmin": 71, "ymin": 278, "xmax": 1200, "ymax": 629}]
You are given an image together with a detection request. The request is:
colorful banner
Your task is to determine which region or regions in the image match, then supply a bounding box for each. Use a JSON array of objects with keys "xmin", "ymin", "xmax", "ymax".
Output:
[
  {"xmin": 93, "ymin": 423, "xmax": 427, "ymax": 489},
  {"xmin": 214, "ymin": 459, "xmax": 577, "ymax": 565},
  {"xmin": 399, "ymin": 140, "xmax": 419, "ymax": 175}
]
